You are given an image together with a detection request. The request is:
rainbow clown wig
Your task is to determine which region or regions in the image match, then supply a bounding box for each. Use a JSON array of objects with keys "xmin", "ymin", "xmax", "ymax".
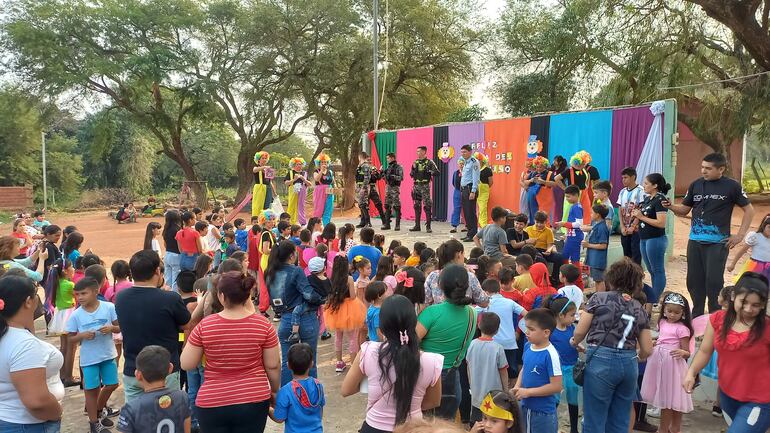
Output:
[
  {"xmin": 526, "ymin": 155, "xmax": 550, "ymax": 171},
  {"xmin": 254, "ymin": 151, "xmax": 270, "ymax": 165},
  {"xmin": 258, "ymin": 209, "xmax": 277, "ymax": 225},
  {"xmin": 289, "ymin": 157, "xmax": 306, "ymax": 169},
  {"xmin": 569, "ymin": 150, "xmax": 592, "ymax": 168},
  {"xmin": 473, "ymin": 151, "xmax": 489, "ymax": 167},
  {"xmin": 314, "ymin": 153, "xmax": 331, "ymax": 167}
]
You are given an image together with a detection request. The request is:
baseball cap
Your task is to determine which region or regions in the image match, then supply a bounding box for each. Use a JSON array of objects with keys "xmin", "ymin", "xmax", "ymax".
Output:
[{"xmin": 308, "ymin": 257, "xmax": 325, "ymax": 273}]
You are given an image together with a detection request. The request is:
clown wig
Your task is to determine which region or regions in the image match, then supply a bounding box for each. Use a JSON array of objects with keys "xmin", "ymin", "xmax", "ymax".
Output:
[
  {"xmin": 254, "ymin": 151, "xmax": 270, "ymax": 165},
  {"xmin": 569, "ymin": 150, "xmax": 591, "ymax": 168}
]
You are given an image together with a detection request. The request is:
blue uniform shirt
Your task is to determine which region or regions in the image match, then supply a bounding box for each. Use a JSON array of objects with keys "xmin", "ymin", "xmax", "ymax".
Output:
[{"xmin": 460, "ymin": 157, "xmax": 481, "ymax": 193}]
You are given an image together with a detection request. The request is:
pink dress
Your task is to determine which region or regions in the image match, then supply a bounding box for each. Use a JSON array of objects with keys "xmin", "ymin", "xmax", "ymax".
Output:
[
  {"xmin": 640, "ymin": 320, "xmax": 693, "ymax": 412},
  {"xmin": 359, "ymin": 341, "xmax": 443, "ymax": 431}
]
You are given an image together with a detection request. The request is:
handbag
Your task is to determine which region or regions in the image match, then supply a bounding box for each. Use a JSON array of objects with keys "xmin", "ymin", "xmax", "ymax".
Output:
[
  {"xmin": 573, "ymin": 307, "xmax": 622, "ymax": 386},
  {"xmin": 443, "ymin": 307, "xmax": 475, "ymax": 390}
]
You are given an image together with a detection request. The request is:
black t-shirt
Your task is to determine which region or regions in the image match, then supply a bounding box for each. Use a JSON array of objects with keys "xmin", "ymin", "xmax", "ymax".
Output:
[
  {"xmin": 163, "ymin": 224, "xmax": 181, "ymax": 254},
  {"xmin": 505, "ymin": 228, "xmax": 529, "ymax": 255},
  {"xmin": 480, "ymin": 167, "xmax": 493, "ymax": 185},
  {"xmin": 585, "ymin": 291, "xmax": 650, "ymax": 350},
  {"xmin": 41, "ymin": 242, "xmax": 62, "ymax": 287},
  {"xmin": 682, "ymin": 177, "xmax": 750, "ymax": 243},
  {"xmin": 559, "ymin": 168, "xmax": 588, "ymax": 190},
  {"xmin": 285, "ymin": 170, "xmax": 304, "ymax": 185},
  {"xmin": 586, "ymin": 164, "xmax": 600, "ymax": 182},
  {"xmin": 638, "ymin": 193, "xmax": 667, "ymax": 240},
  {"xmin": 307, "ymin": 274, "xmax": 331, "ymax": 305},
  {"xmin": 253, "ymin": 168, "xmax": 269, "ymax": 185},
  {"xmin": 115, "ymin": 286, "xmax": 191, "ymax": 376},
  {"xmin": 315, "ymin": 169, "xmax": 334, "ymax": 185}
]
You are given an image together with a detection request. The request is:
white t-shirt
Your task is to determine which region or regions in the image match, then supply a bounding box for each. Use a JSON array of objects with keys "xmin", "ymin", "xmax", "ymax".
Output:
[
  {"xmin": 745, "ymin": 231, "xmax": 770, "ymax": 263},
  {"xmin": 0, "ymin": 327, "xmax": 64, "ymax": 424},
  {"xmin": 558, "ymin": 285, "xmax": 584, "ymax": 317},
  {"xmin": 151, "ymin": 239, "xmax": 161, "ymax": 253},
  {"xmin": 205, "ymin": 225, "xmax": 220, "ymax": 252}
]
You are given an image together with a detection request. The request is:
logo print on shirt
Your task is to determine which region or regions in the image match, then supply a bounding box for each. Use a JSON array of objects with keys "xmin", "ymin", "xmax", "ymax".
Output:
[{"xmin": 530, "ymin": 366, "xmax": 540, "ymax": 375}]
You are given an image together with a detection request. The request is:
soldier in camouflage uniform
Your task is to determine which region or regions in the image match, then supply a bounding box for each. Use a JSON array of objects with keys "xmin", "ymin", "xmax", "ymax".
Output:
[
  {"xmin": 409, "ymin": 146, "xmax": 440, "ymax": 233},
  {"xmin": 382, "ymin": 152, "xmax": 404, "ymax": 230},
  {"xmin": 367, "ymin": 163, "xmax": 388, "ymax": 229},
  {"xmin": 355, "ymin": 152, "xmax": 373, "ymax": 228}
]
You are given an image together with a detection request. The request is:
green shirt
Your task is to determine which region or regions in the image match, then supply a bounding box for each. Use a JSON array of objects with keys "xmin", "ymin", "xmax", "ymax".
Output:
[
  {"xmin": 418, "ymin": 302, "xmax": 476, "ymax": 369},
  {"xmin": 55, "ymin": 279, "xmax": 75, "ymax": 309}
]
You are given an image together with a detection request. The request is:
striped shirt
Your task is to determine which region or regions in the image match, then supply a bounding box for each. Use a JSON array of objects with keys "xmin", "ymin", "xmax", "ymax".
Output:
[{"xmin": 187, "ymin": 313, "xmax": 279, "ymax": 408}]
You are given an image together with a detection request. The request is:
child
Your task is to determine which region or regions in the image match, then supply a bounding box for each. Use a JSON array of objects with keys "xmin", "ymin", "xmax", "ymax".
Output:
[
  {"xmin": 466, "ymin": 312, "xmax": 510, "ymax": 427},
  {"xmin": 392, "ymin": 246, "xmax": 411, "ymax": 268},
  {"xmin": 277, "ymin": 221, "xmax": 292, "ymax": 241},
  {"xmin": 323, "ymin": 256, "xmax": 366, "ymax": 372},
  {"xmin": 542, "ymin": 296, "xmax": 580, "ymax": 433},
  {"xmin": 554, "ymin": 185, "xmax": 584, "ymax": 267},
  {"xmin": 365, "ymin": 281, "xmax": 388, "ymax": 342},
  {"xmin": 557, "ymin": 264, "xmax": 583, "ymax": 313},
  {"xmin": 271, "ymin": 343, "xmax": 325, "ymax": 432},
  {"xmin": 525, "ymin": 211, "xmax": 563, "ymax": 285},
  {"xmin": 339, "ymin": 224, "xmax": 356, "ymax": 253},
  {"xmin": 373, "ymin": 233, "xmax": 386, "ymax": 253},
  {"xmin": 406, "ymin": 242, "xmax": 426, "ymax": 267},
  {"xmin": 116, "ymin": 203, "xmax": 137, "ymax": 224},
  {"xmin": 116, "ymin": 345, "xmax": 191, "ymax": 433},
  {"xmin": 582, "ymin": 204, "xmax": 610, "ymax": 291},
  {"xmin": 234, "ymin": 218, "xmax": 249, "ymax": 252},
  {"xmin": 593, "ymin": 180, "xmax": 614, "ymax": 230},
  {"xmin": 32, "ymin": 210, "xmax": 51, "ymax": 229},
  {"xmin": 143, "ymin": 222, "xmax": 162, "ymax": 254},
  {"xmin": 307, "ymin": 217, "xmax": 323, "ymax": 246},
  {"xmin": 521, "ymin": 263, "xmax": 557, "ymax": 311},
  {"xmin": 727, "ymin": 213, "xmax": 770, "ymax": 280},
  {"xmin": 702, "ymin": 285, "xmax": 733, "ymax": 417},
  {"xmin": 176, "ymin": 212, "xmax": 203, "ymax": 271},
  {"xmin": 513, "ymin": 308, "xmax": 562, "ymax": 433},
  {"xmin": 386, "ymin": 239, "xmax": 401, "ymax": 257},
  {"xmin": 353, "ymin": 256, "xmax": 372, "ymax": 303},
  {"xmin": 474, "ymin": 206, "xmax": 511, "ymax": 260},
  {"xmin": 192, "ymin": 207, "xmax": 204, "ymax": 222},
  {"xmin": 469, "ymin": 390, "xmax": 523, "ymax": 433},
  {"xmin": 373, "ymin": 255, "xmax": 397, "ymax": 294},
  {"xmin": 288, "ymin": 257, "xmax": 330, "ymax": 344},
  {"xmin": 280, "ymin": 212, "xmax": 291, "ymax": 225},
  {"xmin": 499, "ymin": 267, "xmax": 523, "ymax": 304},
  {"xmin": 513, "ymin": 255, "xmax": 535, "ymax": 292},
  {"xmin": 223, "ymin": 232, "xmax": 239, "ymax": 259},
  {"xmin": 289, "ymin": 224, "xmax": 302, "ymax": 246},
  {"xmin": 640, "ymin": 292, "xmax": 694, "ymax": 433},
  {"xmin": 297, "ymin": 229, "xmax": 314, "ymax": 269},
  {"xmin": 106, "ymin": 259, "xmax": 132, "ymax": 363},
  {"xmin": 67, "ymin": 277, "xmax": 120, "ymax": 433},
  {"xmin": 480, "ymin": 279, "xmax": 526, "ymax": 385},
  {"xmin": 194, "ymin": 221, "xmax": 210, "ymax": 255},
  {"xmin": 506, "ymin": 213, "xmax": 531, "ymax": 256},
  {"xmin": 45, "ymin": 257, "xmax": 79, "ymax": 387}
]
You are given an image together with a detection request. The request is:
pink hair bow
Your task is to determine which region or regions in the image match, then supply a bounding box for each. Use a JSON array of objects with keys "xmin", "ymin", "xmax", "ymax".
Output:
[
  {"xmin": 399, "ymin": 330, "xmax": 409, "ymax": 346},
  {"xmin": 395, "ymin": 271, "xmax": 414, "ymax": 288}
]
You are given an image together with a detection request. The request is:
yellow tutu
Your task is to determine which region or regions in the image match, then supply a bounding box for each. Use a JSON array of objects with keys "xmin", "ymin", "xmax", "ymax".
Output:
[{"xmin": 324, "ymin": 298, "xmax": 366, "ymax": 331}]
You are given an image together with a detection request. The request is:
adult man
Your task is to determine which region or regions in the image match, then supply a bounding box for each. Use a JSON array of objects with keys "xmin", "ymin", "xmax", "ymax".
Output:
[
  {"xmin": 367, "ymin": 161, "xmax": 388, "ymax": 229},
  {"xmin": 665, "ymin": 153, "xmax": 754, "ymax": 316},
  {"xmin": 617, "ymin": 167, "xmax": 645, "ymax": 265},
  {"xmin": 355, "ymin": 152, "xmax": 375, "ymax": 228},
  {"xmin": 115, "ymin": 250, "xmax": 191, "ymax": 402},
  {"xmin": 382, "ymin": 152, "xmax": 404, "ymax": 231},
  {"xmin": 409, "ymin": 146, "xmax": 440, "ymax": 233},
  {"xmin": 460, "ymin": 144, "xmax": 481, "ymax": 242}
]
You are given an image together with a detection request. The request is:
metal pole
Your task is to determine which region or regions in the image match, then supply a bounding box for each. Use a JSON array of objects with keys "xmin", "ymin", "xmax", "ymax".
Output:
[
  {"xmin": 372, "ymin": 0, "xmax": 379, "ymax": 131},
  {"xmin": 41, "ymin": 131, "xmax": 47, "ymax": 210}
]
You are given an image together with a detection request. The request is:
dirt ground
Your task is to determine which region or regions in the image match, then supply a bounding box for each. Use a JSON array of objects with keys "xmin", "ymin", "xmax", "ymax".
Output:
[{"xmin": 17, "ymin": 201, "xmax": 769, "ymax": 433}]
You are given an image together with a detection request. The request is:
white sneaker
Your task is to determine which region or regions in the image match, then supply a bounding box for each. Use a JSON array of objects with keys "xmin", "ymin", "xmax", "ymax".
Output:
[{"xmin": 646, "ymin": 406, "xmax": 660, "ymax": 418}]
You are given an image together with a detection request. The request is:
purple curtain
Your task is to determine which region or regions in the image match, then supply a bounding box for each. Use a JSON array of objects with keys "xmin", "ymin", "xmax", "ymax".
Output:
[
  {"xmin": 447, "ymin": 123, "xmax": 485, "ymax": 220},
  {"xmin": 609, "ymin": 107, "xmax": 657, "ymax": 203}
]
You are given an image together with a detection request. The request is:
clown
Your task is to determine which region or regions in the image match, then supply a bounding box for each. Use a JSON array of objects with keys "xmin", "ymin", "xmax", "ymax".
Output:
[
  {"xmin": 284, "ymin": 157, "xmax": 312, "ymax": 225},
  {"xmin": 252, "ymin": 151, "xmax": 277, "ymax": 217},
  {"xmin": 254, "ymin": 209, "xmax": 278, "ymax": 313},
  {"xmin": 312, "ymin": 153, "xmax": 335, "ymax": 226},
  {"xmin": 522, "ymin": 156, "xmax": 554, "ymax": 225},
  {"xmin": 475, "ymin": 151, "xmax": 493, "ymax": 228},
  {"xmin": 550, "ymin": 150, "xmax": 594, "ymax": 226},
  {"xmin": 526, "ymin": 135, "xmax": 544, "ymax": 159}
]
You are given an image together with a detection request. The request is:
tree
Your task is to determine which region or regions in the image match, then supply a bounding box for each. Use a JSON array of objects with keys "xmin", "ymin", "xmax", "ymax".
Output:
[
  {"xmin": 0, "ymin": 88, "xmax": 41, "ymax": 187},
  {"xmin": 445, "ymin": 104, "xmax": 488, "ymax": 123}
]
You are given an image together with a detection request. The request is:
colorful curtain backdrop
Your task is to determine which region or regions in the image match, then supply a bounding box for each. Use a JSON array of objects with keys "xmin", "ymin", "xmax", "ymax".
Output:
[
  {"xmin": 609, "ymin": 106, "xmax": 656, "ymax": 203},
  {"xmin": 529, "ymin": 116, "xmax": 550, "ymax": 158},
  {"xmin": 396, "ymin": 127, "xmax": 434, "ymax": 221},
  {"xmin": 447, "ymin": 123, "xmax": 486, "ymax": 221},
  {"xmin": 484, "ymin": 118, "xmax": 532, "ymax": 214},
  {"xmin": 432, "ymin": 126, "xmax": 450, "ymax": 221},
  {"xmin": 374, "ymin": 131, "xmax": 397, "ymax": 214}
]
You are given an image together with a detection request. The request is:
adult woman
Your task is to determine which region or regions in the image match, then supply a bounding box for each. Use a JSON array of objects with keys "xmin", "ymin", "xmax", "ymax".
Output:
[
  {"xmin": 313, "ymin": 153, "xmax": 335, "ymax": 226},
  {"xmin": 632, "ymin": 173, "xmax": 670, "ymax": 302},
  {"xmin": 684, "ymin": 272, "xmax": 770, "ymax": 432},
  {"xmin": 181, "ymin": 271, "xmax": 280, "ymax": 432},
  {"xmin": 417, "ymin": 264, "xmax": 477, "ymax": 420},
  {"xmin": 251, "ymin": 151, "xmax": 277, "ymax": 217},
  {"xmin": 423, "ymin": 239, "xmax": 487, "ymax": 308},
  {"xmin": 162, "ymin": 210, "xmax": 183, "ymax": 289},
  {"xmin": 571, "ymin": 258, "xmax": 654, "ymax": 433},
  {"xmin": 11, "ymin": 219, "xmax": 34, "ymax": 258},
  {"xmin": 0, "ymin": 275, "xmax": 64, "ymax": 432},
  {"xmin": 40, "ymin": 225, "xmax": 62, "ymax": 288},
  {"xmin": 476, "ymin": 152, "xmax": 492, "ymax": 228},
  {"xmin": 528, "ymin": 156, "xmax": 555, "ymax": 225},
  {"xmin": 0, "ymin": 236, "xmax": 48, "ymax": 283},
  {"xmin": 265, "ymin": 240, "xmax": 323, "ymax": 385},
  {"xmin": 285, "ymin": 157, "xmax": 311, "ymax": 226},
  {"xmin": 342, "ymin": 295, "xmax": 443, "ymax": 432}
]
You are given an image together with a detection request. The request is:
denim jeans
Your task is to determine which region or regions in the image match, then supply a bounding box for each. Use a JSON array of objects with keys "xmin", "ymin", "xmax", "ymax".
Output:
[
  {"xmin": 582, "ymin": 346, "xmax": 639, "ymax": 433},
  {"xmin": 435, "ymin": 367, "xmax": 462, "ymax": 420},
  {"xmin": 522, "ymin": 407, "xmax": 558, "ymax": 433},
  {"xmin": 187, "ymin": 365, "xmax": 205, "ymax": 428},
  {"xmin": 278, "ymin": 311, "xmax": 319, "ymax": 385},
  {"xmin": 179, "ymin": 253, "xmax": 199, "ymax": 272},
  {"xmin": 0, "ymin": 420, "xmax": 60, "ymax": 433},
  {"xmin": 640, "ymin": 235, "xmax": 667, "ymax": 303},
  {"xmin": 164, "ymin": 251, "xmax": 181, "ymax": 290},
  {"xmin": 720, "ymin": 390, "xmax": 770, "ymax": 433}
]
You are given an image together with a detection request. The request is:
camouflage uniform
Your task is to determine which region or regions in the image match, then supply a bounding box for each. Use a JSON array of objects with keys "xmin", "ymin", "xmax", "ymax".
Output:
[
  {"xmin": 367, "ymin": 166, "xmax": 387, "ymax": 228},
  {"xmin": 356, "ymin": 161, "xmax": 372, "ymax": 227},
  {"xmin": 383, "ymin": 161, "xmax": 404, "ymax": 230},
  {"xmin": 410, "ymin": 157, "xmax": 440, "ymax": 232}
]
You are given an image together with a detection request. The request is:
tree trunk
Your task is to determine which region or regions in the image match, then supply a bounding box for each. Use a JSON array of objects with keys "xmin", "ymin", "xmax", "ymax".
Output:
[
  {"xmin": 235, "ymin": 146, "xmax": 254, "ymax": 203},
  {"xmin": 340, "ymin": 154, "xmax": 358, "ymax": 211},
  {"xmin": 168, "ymin": 136, "xmax": 207, "ymax": 209}
]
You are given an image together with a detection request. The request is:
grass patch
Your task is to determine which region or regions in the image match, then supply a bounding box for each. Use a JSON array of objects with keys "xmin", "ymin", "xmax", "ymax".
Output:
[{"xmin": 0, "ymin": 211, "xmax": 13, "ymax": 225}]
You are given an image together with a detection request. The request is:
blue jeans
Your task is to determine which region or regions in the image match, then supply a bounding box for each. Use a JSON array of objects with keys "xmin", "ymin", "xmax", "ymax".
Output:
[
  {"xmin": 450, "ymin": 188, "xmax": 462, "ymax": 227},
  {"xmin": 522, "ymin": 407, "xmax": 558, "ymax": 433},
  {"xmin": 179, "ymin": 253, "xmax": 199, "ymax": 272},
  {"xmin": 720, "ymin": 390, "xmax": 770, "ymax": 433},
  {"xmin": 187, "ymin": 365, "xmax": 204, "ymax": 428},
  {"xmin": 278, "ymin": 311, "xmax": 319, "ymax": 385},
  {"xmin": 582, "ymin": 346, "xmax": 639, "ymax": 433},
  {"xmin": 435, "ymin": 368, "xmax": 462, "ymax": 420},
  {"xmin": 0, "ymin": 420, "xmax": 60, "ymax": 433},
  {"xmin": 164, "ymin": 251, "xmax": 181, "ymax": 290},
  {"xmin": 640, "ymin": 236, "xmax": 667, "ymax": 302}
]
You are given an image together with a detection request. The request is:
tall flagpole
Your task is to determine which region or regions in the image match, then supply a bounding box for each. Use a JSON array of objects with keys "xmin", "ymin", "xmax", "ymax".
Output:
[
  {"xmin": 372, "ymin": 0, "xmax": 379, "ymax": 131},
  {"xmin": 42, "ymin": 131, "xmax": 48, "ymax": 210}
]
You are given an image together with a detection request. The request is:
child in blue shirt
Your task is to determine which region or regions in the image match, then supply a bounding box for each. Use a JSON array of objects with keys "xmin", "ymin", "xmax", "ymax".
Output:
[
  {"xmin": 271, "ymin": 343, "xmax": 325, "ymax": 433},
  {"xmin": 555, "ymin": 185, "xmax": 584, "ymax": 265},
  {"xmin": 513, "ymin": 308, "xmax": 562, "ymax": 433},
  {"xmin": 583, "ymin": 204, "xmax": 610, "ymax": 292},
  {"xmin": 364, "ymin": 281, "xmax": 387, "ymax": 342},
  {"xmin": 543, "ymin": 295, "xmax": 580, "ymax": 433},
  {"xmin": 289, "ymin": 224, "xmax": 302, "ymax": 246},
  {"xmin": 234, "ymin": 218, "xmax": 249, "ymax": 252}
]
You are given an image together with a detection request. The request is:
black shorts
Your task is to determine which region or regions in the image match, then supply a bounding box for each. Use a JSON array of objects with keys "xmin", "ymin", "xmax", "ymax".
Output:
[{"xmin": 504, "ymin": 349, "xmax": 519, "ymax": 378}]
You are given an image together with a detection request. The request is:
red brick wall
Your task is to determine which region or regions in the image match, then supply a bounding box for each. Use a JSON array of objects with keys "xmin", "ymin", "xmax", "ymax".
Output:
[{"xmin": 0, "ymin": 186, "xmax": 34, "ymax": 210}]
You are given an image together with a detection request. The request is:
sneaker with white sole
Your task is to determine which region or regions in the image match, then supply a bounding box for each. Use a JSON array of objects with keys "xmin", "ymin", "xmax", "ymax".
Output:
[
  {"xmin": 646, "ymin": 406, "xmax": 660, "ymax": 418},
  {"xmin": 90, "ymin": 421, "xmax": 112, "ymax": 433},
  {"xmin": 101, "ymin": 406, "xmax": 120, "ymax": 418},
  {"xmin": 335, "ymin": 361, "xmax": 346, "ymax": 373}
]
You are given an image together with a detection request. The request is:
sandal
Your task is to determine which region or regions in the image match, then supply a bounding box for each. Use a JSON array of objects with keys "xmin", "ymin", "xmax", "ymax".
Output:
[{"xmin": 62, "ymin": 378, "xmax": 81, "ymax": 388}]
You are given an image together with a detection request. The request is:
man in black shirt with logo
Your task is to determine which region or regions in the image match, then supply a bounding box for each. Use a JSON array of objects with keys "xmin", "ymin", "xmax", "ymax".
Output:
[{"xmin": 665, "ymin": 153, "xmax": 754, "ymax": 316}]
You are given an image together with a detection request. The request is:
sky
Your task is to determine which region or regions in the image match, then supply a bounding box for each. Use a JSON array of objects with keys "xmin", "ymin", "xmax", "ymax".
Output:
[{"xmin": 471, "ymin": 0, "xmax": 507, "ymax": 119}]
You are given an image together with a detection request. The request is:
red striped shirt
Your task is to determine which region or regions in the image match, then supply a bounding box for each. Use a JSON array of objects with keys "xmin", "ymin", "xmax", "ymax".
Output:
[{"xmin": 187, "ymin": 313, "xmax": 279, "ymax": 408}]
